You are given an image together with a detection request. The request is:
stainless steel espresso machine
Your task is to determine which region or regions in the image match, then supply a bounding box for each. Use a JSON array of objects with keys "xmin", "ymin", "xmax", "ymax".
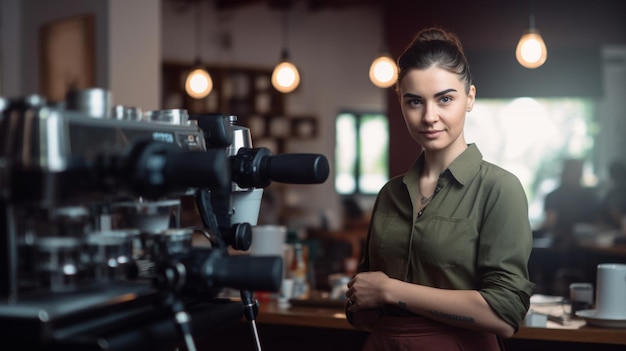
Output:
[{"xmin": 0, "ymin": 89, "xmax": 329, "ymax": 350}]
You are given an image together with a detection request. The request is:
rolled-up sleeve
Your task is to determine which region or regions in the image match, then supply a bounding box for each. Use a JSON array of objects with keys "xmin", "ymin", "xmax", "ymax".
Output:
[{"xmin": 477, "ymin": 172, "xmax": 536, "ymax": 331}]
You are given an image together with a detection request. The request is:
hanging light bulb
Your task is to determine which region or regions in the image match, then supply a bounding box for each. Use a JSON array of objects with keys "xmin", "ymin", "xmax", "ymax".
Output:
[
  {"xmin": 185, "ymin": 65, "xmax": 213, "ymax": 99},
  {"xmin": 516, "ymin": 9, "xmax": 547, "ymax": 69},
  {"xmin": 369, "ymin": 2, "xmax": 396, "ymax": 88},
  {"xmin": 185, "ymin": 1, "xmax": 213, "ymax": 99},
  {"xmin": 272, "ymin": 50, "xmax": 300, "ymax": 93},
  {"xmin": 516, "ymin": 29, "xmax": 547, "ymax": 69},
  {"xmin": 272, "ymin": 7, "xmax": 300, "ymax": 94},
  {"xmin": 369, "ymin": 53, "xmax": 397, "ymax": 88}
]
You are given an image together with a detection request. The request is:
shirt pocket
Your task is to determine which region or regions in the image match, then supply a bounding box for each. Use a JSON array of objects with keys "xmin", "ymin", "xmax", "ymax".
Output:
[
  {"xmin": 369, "ymin": 211, "xmax": 412, "ymax": 278},
  {"xmin": 419, "ymin": 215, "xmax": 477, "ymax": 269}
]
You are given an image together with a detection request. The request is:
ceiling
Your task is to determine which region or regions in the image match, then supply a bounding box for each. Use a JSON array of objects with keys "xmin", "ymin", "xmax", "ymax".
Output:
[{"xmin": 169, "ymin": 0, "xmax": 377, "ymax": 11}]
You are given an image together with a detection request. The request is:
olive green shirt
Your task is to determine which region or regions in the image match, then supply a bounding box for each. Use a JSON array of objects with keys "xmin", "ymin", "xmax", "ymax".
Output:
[{"xmin": 360, "ymin": 144, "xmax": 535, "ymax": 331}]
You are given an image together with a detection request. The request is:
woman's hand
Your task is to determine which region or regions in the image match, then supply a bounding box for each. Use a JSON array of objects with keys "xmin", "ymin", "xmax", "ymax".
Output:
[
  {"xmin": 345, "ymin": 271, "xmax": 390, "ymax": 310},
  {"xmin": 344, "ymin": 271, "xmax": 389, "ymax": 331}
]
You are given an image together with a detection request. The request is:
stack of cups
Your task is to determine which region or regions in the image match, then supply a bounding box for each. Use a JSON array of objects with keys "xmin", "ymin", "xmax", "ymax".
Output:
[{"xmin": 248, "ymin": 225, "xmax": 288, "ymax": 301}]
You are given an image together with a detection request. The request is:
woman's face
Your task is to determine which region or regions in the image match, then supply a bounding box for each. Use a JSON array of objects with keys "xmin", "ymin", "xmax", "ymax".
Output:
[{"xmin": 398, "ymin": 66, "xmax": 475, "ymax": 153}]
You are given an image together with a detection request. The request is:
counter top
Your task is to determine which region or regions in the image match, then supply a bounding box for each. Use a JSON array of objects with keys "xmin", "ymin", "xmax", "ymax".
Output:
[
  {"xmin": 256, "ymin": 298, "xmax": 351, "ymax": 330},
  {"xmin": 251, "ymin": 297, "xmax": 626, "ymax": 345}
]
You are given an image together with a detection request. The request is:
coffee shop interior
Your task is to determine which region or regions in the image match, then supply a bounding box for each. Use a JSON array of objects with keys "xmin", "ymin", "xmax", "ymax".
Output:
[{"xmin": 1, "ymin": 0, "xmax": 626, "ymax": 350}]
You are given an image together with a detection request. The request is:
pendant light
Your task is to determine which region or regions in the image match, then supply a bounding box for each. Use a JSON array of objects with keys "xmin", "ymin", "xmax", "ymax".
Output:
[
  {"xmin": 516, "ymin": 1, "xmax": 547, "ymax": 69},
  {"xmin": 368, "ymin": 2, "xmax": 397, "ymax": 88},
  {"xmin": 185, "ymin": 0, "xmax": 213, "ymax": 99},
  {"xmin": 271, "ymin": 8, "xmax": 300, "ymax": 94},
  {"xmin": 369, "ymin": 53, "xmax": 397, "ymax": 88}
]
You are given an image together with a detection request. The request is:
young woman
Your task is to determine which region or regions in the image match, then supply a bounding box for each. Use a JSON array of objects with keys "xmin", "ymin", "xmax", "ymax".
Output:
[{"xmin": 345, "ymin": 27, "xmax": 535, "ymax": 350}]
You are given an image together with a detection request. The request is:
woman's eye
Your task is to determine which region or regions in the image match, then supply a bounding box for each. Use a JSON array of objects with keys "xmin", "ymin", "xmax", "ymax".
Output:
[
  {"xmin": 440, "ymin": 96, "xmax": 452, "ymax": 103},
  {"xmin": 408, "ymin": 99, "xmax": 422, "ymax": 106}
]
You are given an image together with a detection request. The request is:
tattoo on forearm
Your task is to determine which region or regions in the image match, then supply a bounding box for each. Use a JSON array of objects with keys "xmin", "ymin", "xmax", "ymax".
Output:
[{"xmin": 430, "ymin": 310, "xmax": 475, "ymax": 323}]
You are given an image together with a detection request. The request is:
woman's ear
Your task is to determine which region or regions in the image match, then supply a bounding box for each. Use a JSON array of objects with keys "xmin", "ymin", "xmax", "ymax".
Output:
[{"xmin": 466, "ymin": 85, "xmax": 476, "ymax": 112}]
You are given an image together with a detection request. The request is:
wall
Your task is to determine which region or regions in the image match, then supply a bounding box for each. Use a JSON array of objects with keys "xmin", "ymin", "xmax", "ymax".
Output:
[
  {"xmin": 596, "ymin": 46, "xmax": 626, "ymax": 177},
  {"xmin": 0, "ymin": 0, "xmax": 21, "ymax": 96},
  {"xmin": 0, "ymin": 0, "xmax": 160, "ymax": 110},
  {"xmin": 108, "ymin": 0, "xmax": 161, "ymax": 110},
  {"xmin": 161, "ymin": 0, "xmax": 385, "ymax": 230},
  {"xmin": 19, "ymin": 0, "xmax": 108, "ymax": 95}
]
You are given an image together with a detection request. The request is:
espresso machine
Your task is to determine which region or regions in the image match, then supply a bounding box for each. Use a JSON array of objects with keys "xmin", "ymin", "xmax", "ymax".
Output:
[{"xmin": 0, "ymin": 89, "xmax": 329, "ymax": 350}]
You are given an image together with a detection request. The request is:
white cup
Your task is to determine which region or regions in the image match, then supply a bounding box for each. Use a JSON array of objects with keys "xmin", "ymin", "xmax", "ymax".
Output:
[
  {"xmin": 231, "ymin": 188, "xmax": 264, "ymax": 225},
  {"xmin": 250, "ymin": 225, "xmax": 288, "ymax": 290},
  {"xmin": 524, "ymin": 310, "xmax": 547, "ymax": 327},
  {"xmin": 595, "ymin": 263, "xmax": 626, "ymax": 319},
  {"xmin": 279, "ymin": 278, "xmax": 295, "ymax": 304},
  {"xmin": 249, "ymin": 225, "xmax": 287, "ymax": 257}
]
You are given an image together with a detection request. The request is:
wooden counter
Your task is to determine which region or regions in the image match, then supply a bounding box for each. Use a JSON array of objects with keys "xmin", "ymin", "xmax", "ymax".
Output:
[
  {"xmin": 515, "ymin": 325, "xmax": 626, "ymax": 345},
  {"xmin": 257, "ymin": 298, "xmax": 626, "ymax": 343},
  {"xmin": 199, "ymin": 297, "xmax": 626, "ymax": 351},
  {"xmin": 255, "ymin": 300, "xmax": 351, "ymax": 330}
]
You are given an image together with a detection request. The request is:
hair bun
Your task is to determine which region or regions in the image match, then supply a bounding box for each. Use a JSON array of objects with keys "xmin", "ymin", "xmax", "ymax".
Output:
[
  {"xmin": 415, "ymin": 27, "xmax": 463, "ymax": 49},
  {"xmin": 397, "ymin": 26, "xmax": 472, "ymax": 91},
  {"xmin": 416, "ymin": 28, "xmax": 447, "ymax": 41}
]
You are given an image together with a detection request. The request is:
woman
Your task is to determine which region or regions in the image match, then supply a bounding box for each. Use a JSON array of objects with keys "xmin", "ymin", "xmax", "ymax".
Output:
[{"xmin": 345, "ymin": 27, "xmax": 535, "ymax": 350}]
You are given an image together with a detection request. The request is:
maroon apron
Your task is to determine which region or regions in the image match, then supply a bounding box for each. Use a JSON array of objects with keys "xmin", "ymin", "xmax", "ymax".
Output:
[{"xmin": 361, "ymin": 315, "xmax": 503, "ymax": 351}]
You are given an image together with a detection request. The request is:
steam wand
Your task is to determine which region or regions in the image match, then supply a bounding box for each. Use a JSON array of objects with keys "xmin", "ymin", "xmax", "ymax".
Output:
[
  {"xmin": 240, "ymin": 289, "xmax": 263, "ymax": 351},
  {"xmin": 171, "ymin": 298, "xmax": 197, "ymax": 351},
  {"xmin": 155, "ymin": 260, "xmax": 198, "ymax": 351}
]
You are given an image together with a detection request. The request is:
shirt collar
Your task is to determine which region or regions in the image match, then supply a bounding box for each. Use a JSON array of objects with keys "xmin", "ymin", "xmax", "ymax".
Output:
[{"xmin": 403, "ymin": 143, "xmax": 483, "ymax": 187}]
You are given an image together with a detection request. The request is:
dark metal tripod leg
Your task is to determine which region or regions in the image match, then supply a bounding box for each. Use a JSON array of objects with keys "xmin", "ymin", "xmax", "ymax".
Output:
[{"xmin": 241, "ymin": 289, "xmax": 263, "ymax": 351}]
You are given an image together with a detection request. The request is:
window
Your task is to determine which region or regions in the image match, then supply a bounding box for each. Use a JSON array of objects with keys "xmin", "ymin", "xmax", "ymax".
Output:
[
  {"xmin": 466, "ymin": 97, "xmax": 596, "ymax": 227},
  {"xmin": 335, "ymin": 112, "xmax": 389, "ymax": 195}
]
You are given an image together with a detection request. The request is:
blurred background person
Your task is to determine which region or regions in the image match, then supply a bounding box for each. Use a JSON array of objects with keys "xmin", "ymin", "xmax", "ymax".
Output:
[
  {"xmin": 598, "ymin": 160, "xmax": 626, "ymax": 230},
  {"xmin": 540, "ymin": 158, "xmax": 600, "ymax": 246},
  {"xmin": 531, "ymin": 158, "xmax": 600, "ymax": 296}
]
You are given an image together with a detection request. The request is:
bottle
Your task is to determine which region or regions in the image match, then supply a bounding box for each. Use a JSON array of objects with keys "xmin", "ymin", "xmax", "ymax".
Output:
[{"xmin": 290, "ymin": 243, "xmax": 309, "ymax": 299}]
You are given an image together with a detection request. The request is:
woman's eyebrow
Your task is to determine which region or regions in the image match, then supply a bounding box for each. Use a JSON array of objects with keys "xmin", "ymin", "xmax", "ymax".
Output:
[
  {"xmin": 403, "ymin": 88, "xmax": 457, "ymax": 100},
  {"xmin": 434, "ymin": 88, "xmax": 457, "ymax": 98}
]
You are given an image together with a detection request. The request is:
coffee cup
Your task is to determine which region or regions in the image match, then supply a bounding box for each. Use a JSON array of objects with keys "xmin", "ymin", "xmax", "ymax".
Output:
[
  {"xmin": 231, "ymin": 188, "xmax": 263, "ymax": 226},
  {"xmin": 594, "ymin": 263, "xmax": 626, "ymax": 319},
  {"xmin": 249, "ymin": 225, "xmax": 287, "ymax": 257},
  {"xmin": 279, "ymin": 278, "xmax": 295, "ymax": 304}
]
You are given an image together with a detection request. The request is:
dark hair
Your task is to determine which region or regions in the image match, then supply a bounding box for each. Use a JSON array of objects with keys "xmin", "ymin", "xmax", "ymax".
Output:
[{"xmin": 396, "ymin": 27, "xmax": 473, "ymax": 93}]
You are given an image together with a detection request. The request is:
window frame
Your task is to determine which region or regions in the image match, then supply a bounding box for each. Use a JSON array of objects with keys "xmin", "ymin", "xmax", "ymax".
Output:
[{"xmin": 335, "ymin": 110, "xmax": 389, "ymax": 196}]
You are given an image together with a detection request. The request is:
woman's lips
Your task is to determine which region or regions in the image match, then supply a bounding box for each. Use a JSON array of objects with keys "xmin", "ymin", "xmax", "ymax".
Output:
[{"xmin": 421, "ymin": 130, "xmax": 443, "ymax": 139}]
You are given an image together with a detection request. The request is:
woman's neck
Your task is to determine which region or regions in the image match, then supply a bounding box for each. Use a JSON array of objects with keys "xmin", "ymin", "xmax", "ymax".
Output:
[{"xmin": 422, "ymin": 142, "xmax": 468, "ymax": 178}]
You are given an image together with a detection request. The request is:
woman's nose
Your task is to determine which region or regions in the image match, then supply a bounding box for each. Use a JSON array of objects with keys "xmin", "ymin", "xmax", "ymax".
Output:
[{"xmin": 422, "ymin": 102, "xmax": 438, "ymax": 123}]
